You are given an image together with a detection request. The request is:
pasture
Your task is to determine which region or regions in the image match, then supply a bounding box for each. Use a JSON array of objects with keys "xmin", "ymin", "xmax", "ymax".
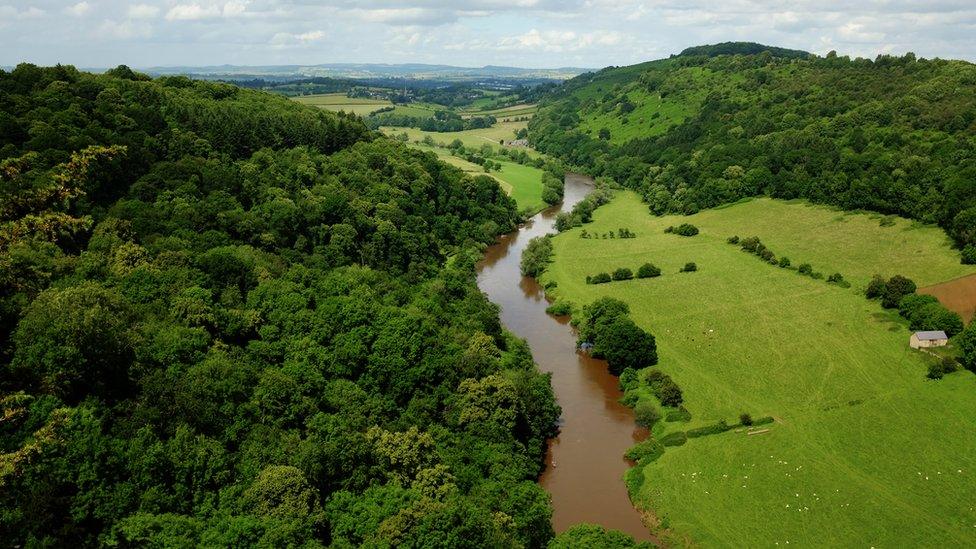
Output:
[
  {"xmin": 381, "ymin": 119, "xmax": 531, "ymax": 152},
  {"xmin": 292, "ymin": 93, "xmax": 390, "ymax": 115},
  {"xmin": 409, "ymin": 144, "xmax": 546, "ymax": 213},
  {"xmin": 541, "ymin": 192, "xmax": 976, "ymax": 547}
]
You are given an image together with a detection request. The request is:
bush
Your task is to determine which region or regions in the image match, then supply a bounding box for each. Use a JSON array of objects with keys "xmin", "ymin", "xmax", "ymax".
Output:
[
  {"xmin": 672, "ymin": 223, "xmax": 699, "ymax": 236},
  {"xmin": 588, "ymin": 272, "xmax": 612, "ymax": 284},
  {"xmin": 618, "ymin": 368, "xmax": 638, "ymax": 391},
  {"xmin": 664, "ymin": 225, "xmax": 674, "ymax": 234},
  {"xmin": 962, "ymin": 245, "xmax": 976, "ymax": 265},
  {"xmin": 865, "ymin": 274, "xmax": 886, "ymax": 299},
  {"xmin": 959, "ymin": 323, "xmax": 976, "ymax": 371},
  {"xmin": 827, "ymin": 273, "xmax": 844, "ymax": 284},
  {"xmin": 778, "ymin": 256, "xmax": 791, "ymax": 268},
  {"xmin": 612, "ymin": 267, "xmax": 634, "ymax": 281},
  {"xmin": 665, "ymin": 406, "xmax": 692, "ymax": 422},
  {"xmin": 727, "ymin": 235, "xmax": 740, "ymax": 244},
  {"xmin": 739, "ymin": 236, "xmax": 761, "ymax": 253},
  {"xmin": 659, "ymin": 431, "xmax": 688, "ymax": 447},
  {"xmin": 546, "ymin": 300, "xmax": 573, "ymax": 316},
  {"xmin": 636, "ymin": 263, "xmax": 661, "ymax": 278},
  {"xmin": 519, "ymin": 236, "xmax": 553, "ymax": 277},
  {"xmin": 593, "ymin": 317, "xmax": 658, "ymax": 375},
  {"xmin": 644, "ymin": 370, "xmax": 684, "ymax": 406},
  {"xmin": 927, "ymin": 357, "xmax": 959, "ymax": 380},
  {"xmin": 634, "ymin": 401, "xmax": 661, "ymax": 428},
  {"xmin": 624, "ymin": 439, "xmax": 665, "ymax": 464},
  {"xmin": 882, "ymin": 275, "xmax": 917, "ymax": 308},
  {"xmin": 680, "ymin": 262, "xmax": 697, "ymax": 273},
  {"xmin": 739, "ymin": 413, "xmax": 753, "ymax": 426},
  {"xmin": 797, "ymin": 263, "xmax": 813, "ymax": 275}
]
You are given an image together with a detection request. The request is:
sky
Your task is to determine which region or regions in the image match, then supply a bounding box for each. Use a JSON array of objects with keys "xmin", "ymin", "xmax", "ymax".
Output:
[{"xmin": 2, "ymin": 1, "xmax": 975, "ymax": 69}]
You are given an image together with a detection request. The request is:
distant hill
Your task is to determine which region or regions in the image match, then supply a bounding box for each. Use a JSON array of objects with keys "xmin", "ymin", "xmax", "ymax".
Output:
[
  {"xmin": 676, "ymin": 41, "xmax": 811, "ymax": 59},
  {"xmin": 139, "ymin": 62, "xmax": 591, "ymax": 83},
  {"xmin": 528, "ymin": 45, "xmax": 976, "ymax": 255}
]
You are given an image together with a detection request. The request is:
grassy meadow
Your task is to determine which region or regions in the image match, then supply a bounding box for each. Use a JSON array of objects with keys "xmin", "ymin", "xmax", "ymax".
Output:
[
  {"xmin": 381, "ymin": 120, "xmax": 533, "ymax": 153},
  {"xmin": 541, "ymin": 192, "xmax": 976, "ymax": 547},
  {"xmin": 292, "ymin": 93, "xmax": 390, "ymax": 115},
  {"xmin": 410, "ymin": 144, "xmax": 546, "ymax": 213}
]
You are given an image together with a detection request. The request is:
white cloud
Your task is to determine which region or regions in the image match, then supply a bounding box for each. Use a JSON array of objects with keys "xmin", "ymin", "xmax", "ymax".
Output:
[
  {"xmin": 0, "ymin": 5, "xmax": 45, "ymax": 19},
  {"xmin": 128, "ymin": 4, "xmax": 160, "ymax": 19},
  {"xmin": 99, "ymin": 18, "xmax": 153, "ymax": 40},
  {"xmin": 497, "ymin": 28, "xmax": 624, "ymax": 52},
  {"xmin": 270, "ymin": 30, "xmax": 326, "ymax": 46},
  {"xmin": 165, "ymin": 2, "xmax": 248, "ymax": 21},
  {"xmin": 65, "ymin": 2, "xmax": 90, "ymax": 17}
]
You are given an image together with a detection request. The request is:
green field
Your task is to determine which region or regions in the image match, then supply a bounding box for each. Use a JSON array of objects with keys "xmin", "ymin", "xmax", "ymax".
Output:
[
  {"xmin": 292, "ymin": 93, "xmax": 390, "ymax": 115},
  {"xmin": 409, "ymin": 144, "xmax": 546, "ymax": 213},
  {"xmin": 381, "ymin": 120, "xmax": 530, "ymax": 151},
  {"xmin": 541, "ymin": 192, "xmax": 976, "ymax": 547}
]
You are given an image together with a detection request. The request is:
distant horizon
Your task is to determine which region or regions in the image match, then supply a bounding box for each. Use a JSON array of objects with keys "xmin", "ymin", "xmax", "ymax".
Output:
[{"xmin": 3, "ymin": 2, "xmax": 975, "ymax": 68}]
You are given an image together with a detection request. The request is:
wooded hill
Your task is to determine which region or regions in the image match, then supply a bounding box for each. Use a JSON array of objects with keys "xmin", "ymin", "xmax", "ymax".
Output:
[
  {"xmin": 0, "ymin": 64, "xmax": 563, "ymax": 547},
  {"xmin": 528, "ymin": 43, "xmax": 976, "ymax": 258}
]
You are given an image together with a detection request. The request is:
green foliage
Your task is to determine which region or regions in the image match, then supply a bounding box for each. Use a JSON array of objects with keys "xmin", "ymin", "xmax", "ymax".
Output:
[
  {"xmin": 636, "ymin": 262, "xmax": 661, "ymax": 278},
  {"xmin": 644, "ymin": 369, "xmax": 684, "ymax": 407},
  {"xmin": 633, "ymin": 401, "xmax": 661, "ymax": 428},
  {"xmin": 623, "ymin": 439, "xmax": 665, "ymax": 465},
  {"xmin": 866, "ymin": 275, "xmax": 886, "ymax": 299},
  {"xmin": 659, "ymin": 431, "xmax": 688, "ymax": 447},
  {"xmin": 957, "ymin": 323, "xmax": 976, "ymax": 371},
  {"xmin": 545, "ymin": 300, "xmax": 573, "ymax": 315},
  {"xmin": 679, "ymin": 262, "xmax": 698, "ymax": 272},
  {"xmin": 592, "ymin": 317, "xmax": 658, "ymax": 375},
  {"xmin": 587, "ymin": 272, "xmax": 612, "ymax": 284},
  {"xmin": 670, "ymin": 223, "xmax": 699, "ymax": 236},
  {"xmin": 520, "ymin": 236, "xmax": 553, "ymax": 277},
  {"xmin": 882, "ymin": 275, "xmax": 917, "ymax": 308},
  {"xmin": 612, "ymin": 267, "xmax": 634, "ymax": 281},
  {"xmin": 899, "ymin": 294, "xmax": 964, "ymax": 336},
  {"xmin": 530, "ymin": 50, "xmax": 976, "ymax": 258},
  {"xmin": 549, "ymin": 523, "xmax": 655, "ymax": 549},
  {"xmin": 0, "ymin": 65, "xmax": 556, "ymax": 547}
]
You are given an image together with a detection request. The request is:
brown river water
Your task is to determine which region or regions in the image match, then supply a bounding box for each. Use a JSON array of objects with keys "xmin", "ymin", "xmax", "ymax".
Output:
[{"xmin": 476, "ymin": 173, "xmax": 652, "ymax": 540}]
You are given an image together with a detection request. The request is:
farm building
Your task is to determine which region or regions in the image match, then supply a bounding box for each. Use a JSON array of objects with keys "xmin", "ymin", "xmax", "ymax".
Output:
[{"xmin": 909, "ymin": 330, "xmax": 949, "ymax": 349}]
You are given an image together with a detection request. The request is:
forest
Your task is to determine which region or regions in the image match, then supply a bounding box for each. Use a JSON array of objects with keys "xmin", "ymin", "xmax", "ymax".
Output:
[
  {"xmin": 0, "ymin": 64, "xmax": 567, "ymax": 547},
  {"xmin": 528, "ymin": 46, "xmax": 976, "ymax": 257}
]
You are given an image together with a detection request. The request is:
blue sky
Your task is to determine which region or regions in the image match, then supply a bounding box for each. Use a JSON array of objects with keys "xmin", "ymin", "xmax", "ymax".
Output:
[{"xmin": 2, "ymin": 1, "xmax": 975, "ymax": 69}]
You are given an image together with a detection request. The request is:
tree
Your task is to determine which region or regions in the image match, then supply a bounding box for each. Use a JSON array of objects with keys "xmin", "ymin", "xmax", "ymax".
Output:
[
  {"xmin": 11, "ymin": 283, "xmax": 133, "ymax": 401},
  {"xmin": 865, "ymin": 274, "xmax": 886, "ymax": 299},
  {"xmin": 550, "ymin": 524, "xmax": 654, "ymax": 549},
  {"xmin": 958, "ymin": 323, "xmax": 976, "ymax": 371},
  {"xmin": 593, "ymin": 317, "xmax": 658, "ymax": 375},
  {"xmin": 612, "ymin": 267, "xmax": 633, "ymax": 281},
  {"xmin": 634, "ymin": 401, "xmax": 661, "ymax": 428},
  {"xmin": 882, "ymin": 275, "xmax": 916, "ymax": 308},
  {"xmin": 636, "ymin": 263, "xmax": 661, "ymax": 278}
]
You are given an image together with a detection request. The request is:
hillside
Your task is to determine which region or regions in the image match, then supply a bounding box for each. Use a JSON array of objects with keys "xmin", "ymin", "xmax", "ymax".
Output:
[
  {"xmin": 0, "ymin": 64, "xmax": 561, "ymax": 547},
  {"xmin": 528, "ymin": 45, "xmax": 976, "ymax": 257},
  {"xmin": 540, "ymin": 192, "xmax": 976, "ymax": 547}
]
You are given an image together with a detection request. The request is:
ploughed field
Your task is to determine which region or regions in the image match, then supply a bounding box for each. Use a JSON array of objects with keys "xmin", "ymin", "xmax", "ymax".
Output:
[{"xmin": 540, "ymin": 193, "xmax": 976, "ymax": 547}]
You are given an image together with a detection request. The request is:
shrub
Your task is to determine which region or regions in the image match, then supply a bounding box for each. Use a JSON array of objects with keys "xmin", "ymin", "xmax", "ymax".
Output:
[
  {"xmin": 589, "ymin": 272, "xmax": 612, "ymax": 284},
  {"xmin": 962, "ymin": 245, "xmax": 976, "ymax": 265},
  {"xmin": 739, "ymin": 236, "xmax": 761, "ymax": 253},
  {"xmin": 680, "ymin": 262, "xmax": 697, "ymax": 273},
  {"xmin": 546, "ymin": 300, "xmax": 573, "ymax": 316},
  {"xmin": 618, "ymin": 368, "xmax": 638, "ymax": 392},
  {"xmin": 865, "ymin": 274, "xmax": 886, "ymax": 299},
  {"xmin": 739, "ymin": 413, "xmax": 753, "ymax": 426},
  {"xmin": 927, "ymin": 357, "xmax": 959, "ymax": 380},
  {"xmin": 612, "ymin": 267, "xmax": 634, "ymax": 281},
  {"xmin": 645, "ymin": 369, "xmax": 684, "ymax": 406},
  {"xmin": 959, "ymin": 323, "xmax": 976, "ymax": 371},
  {"xmin": 664, "ymin": 225, "xmax": 674, "ymax": 234},
  {"xmin": 797, "ymin": 263, "xmax": 813, "ymax": 275},
  {"xmin": 672, "ymin": 223, "xmax": 699, "ymax": 236},
  {"xmin": 659, "ymin": 431, "xmax": 688, "ymax": 447},
  {"xmin": 759, "ymin": 249, "xmax": 775, "ymax": 263},
  {"xmin": 778, "ymin": 256, "xmax": 791, "ymax": 268},
  {"xmin": 520, "ymin": 236, "xmax": 553, "ymax": 277},
  {"xmin": 827, "ymin": 273, "xmax": 844, "ymax": 284},
  {"xmin": 665, "ymin": 406, "xmax": 692, "ymax": 422},
  {"xmin": 593, "ymin": 317, "xmax": 658, "ymax": 375},
  {"xmin": 637, "ymin": 263, "xmax": 661, "ymax": 278},
  {"xmin": 727, "ymin": 235, "xmax": 740, "ymax": 244},
  {"xmin": 882, "ymin": 275, "xmax": 917, "ymax": 308},
  {"xmin": 624, "ymin": 439, "xmax": 664, "ymax": 463},
  {"xmin": 634, "ymin": 401, "xmax": 661, "ymax": 428}
]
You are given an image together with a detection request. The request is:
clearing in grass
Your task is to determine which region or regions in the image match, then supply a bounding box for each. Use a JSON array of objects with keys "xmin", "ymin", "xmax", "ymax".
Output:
[{"xmin": 540, "ymin": 192, "xmax": 976, "ymax": 547}]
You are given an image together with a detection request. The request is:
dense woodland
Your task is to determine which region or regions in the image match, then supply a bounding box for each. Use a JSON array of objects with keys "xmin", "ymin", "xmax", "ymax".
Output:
[
  {"xmin": 0, "ymin": 64, "xmax": 570, "ymax": 547},
  {"xmin": 528, "ymin": 46, "xmax": 976, "ymax": 257}
]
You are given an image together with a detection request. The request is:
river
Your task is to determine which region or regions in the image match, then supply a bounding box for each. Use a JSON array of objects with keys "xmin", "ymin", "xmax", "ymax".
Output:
[{"xmin": 476, "ymin": 173, "xmax": 652, "ymax": 541}]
